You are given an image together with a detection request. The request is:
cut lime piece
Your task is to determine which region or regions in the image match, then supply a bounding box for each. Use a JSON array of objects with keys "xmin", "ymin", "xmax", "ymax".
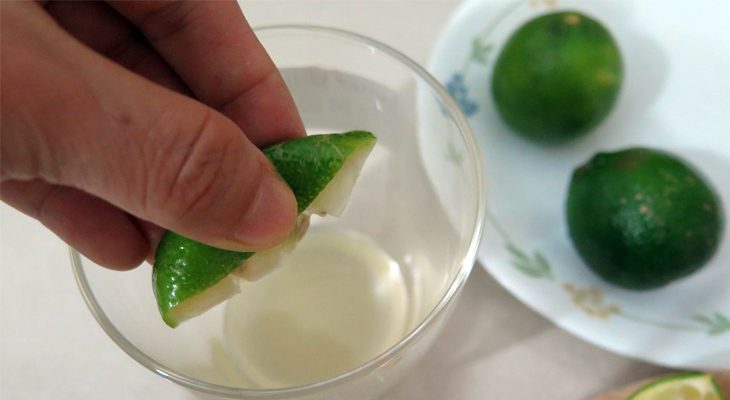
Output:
[
  {"xmin": 232, "ymin": 214, "xmax": 310, "ymax": 282},
  {"xmin": 153, "ymin": 131, "xmax": 377, "ymax": 327},
  {"xmin": 628, "ymin": 372, "xmax": 723, "ymax": 400},
  {"xmin": 264, "ymin": 130, "xmax": 376, "ymax": 215}
]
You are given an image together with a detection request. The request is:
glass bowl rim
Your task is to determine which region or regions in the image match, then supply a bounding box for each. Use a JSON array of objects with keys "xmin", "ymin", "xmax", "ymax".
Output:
[{"xmin": 71, "ymin": 24, "xmax": 486, "ymax": 398}]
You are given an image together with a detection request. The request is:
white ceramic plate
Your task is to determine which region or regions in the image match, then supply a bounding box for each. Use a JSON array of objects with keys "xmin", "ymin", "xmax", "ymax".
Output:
[{"xmin": 425, "ymin": 0, "xmax": 730, "ymax": 369}]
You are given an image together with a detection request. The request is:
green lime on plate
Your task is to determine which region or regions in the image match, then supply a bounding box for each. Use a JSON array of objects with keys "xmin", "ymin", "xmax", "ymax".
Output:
[
  {"xmin": 567, "ymin": 147, "xmax": 724, "ymax": 290},
  {"xmin": 628, "ymin": 372, "xmax": 723, "ymax": 400},
  {"xmin": 491, "ymin": 10, "xmax": 623, "ymax": 142},
  {"xmin": 153, "ymin": 131, "xmax": 377, "ymax": 327}
]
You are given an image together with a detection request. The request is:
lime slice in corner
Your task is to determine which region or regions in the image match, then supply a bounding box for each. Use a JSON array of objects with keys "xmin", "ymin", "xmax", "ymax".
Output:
[
  {"xmin": 628, "ymin": 372, "xmax": 723, "ymax": 400},
  {"xmin": 153, "ymin": 131, "xmax": 377, "ymax": 328}
]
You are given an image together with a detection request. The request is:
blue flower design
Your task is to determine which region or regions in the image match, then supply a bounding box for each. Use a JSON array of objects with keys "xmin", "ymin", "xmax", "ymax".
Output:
[{"xmin": 445, "ymin": 73, "xmax": 479, "ymax": 117}]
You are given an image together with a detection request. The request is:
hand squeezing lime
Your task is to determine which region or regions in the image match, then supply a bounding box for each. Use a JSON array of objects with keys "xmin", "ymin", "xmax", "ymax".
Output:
[{"xmin": 153, "ymin": 131, "xmax": 377, "ymax": 327}]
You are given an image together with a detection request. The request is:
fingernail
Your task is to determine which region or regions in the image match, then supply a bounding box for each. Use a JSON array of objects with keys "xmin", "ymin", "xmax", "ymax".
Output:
[{"xmin": 232, "ymin": 172, "xmax": 297, "ymax": 250}]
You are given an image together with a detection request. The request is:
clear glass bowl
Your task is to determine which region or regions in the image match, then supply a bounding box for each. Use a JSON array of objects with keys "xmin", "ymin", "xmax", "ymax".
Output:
[{"xmin": 72, "ymin": 25, "xmax": 484, "ymax": 399}]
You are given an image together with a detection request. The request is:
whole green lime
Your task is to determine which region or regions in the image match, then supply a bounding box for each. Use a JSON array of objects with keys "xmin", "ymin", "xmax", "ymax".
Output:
[
  {"xmin": 567, "ymin": 148, "xmax": 724, "ymax": 290},
  {"xmin": 491, "ymin": 11, "xmax": 623, "ymax": 142}
]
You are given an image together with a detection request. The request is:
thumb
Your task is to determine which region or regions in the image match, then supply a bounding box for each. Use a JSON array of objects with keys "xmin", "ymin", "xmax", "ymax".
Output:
[
  {"xmin": 116, "ymin": 102, "xmax": 299, "ymax": 252},
  {"xmin": 1, "ymin": 4, "xmax": 298, "ymax": 252}
]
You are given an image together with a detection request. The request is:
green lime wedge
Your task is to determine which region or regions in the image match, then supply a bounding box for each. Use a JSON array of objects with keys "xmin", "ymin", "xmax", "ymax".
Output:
[
  {"xmin": 153, "ymin": 131, "xmax": 377, "ymax": 327},
  {"xmin": 628, "ymin": 372, "xmax": 723, "ymax": 400}
]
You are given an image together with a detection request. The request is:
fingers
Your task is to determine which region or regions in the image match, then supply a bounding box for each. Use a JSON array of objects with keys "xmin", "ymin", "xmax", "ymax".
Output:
[
  {"xmin": 2, "ymin": 2, "xmax": 298, "ymax": 255},
  {"xmin": 46, "ymin": 0, "xmax": 306, "ymax": 146},
  {"xmin": 110, "ymin": 1, "xmax": 306, "ymax": 146},
  {"xmin": 45, "ymin": 1, "xmax": 190, "ymax": 94},
  {"xmin": 134, "ymin": 219, "xmax": 165, "ymax": 263},
  {"xmin": 0, "ymin": 180, "xmax": 148, "ymax": 270}
]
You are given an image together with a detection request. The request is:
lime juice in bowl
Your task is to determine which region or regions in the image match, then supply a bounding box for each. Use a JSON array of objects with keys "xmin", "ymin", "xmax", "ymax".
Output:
[{"xmin": 72, "ymin": 26, "xmax": 483, "ymax": 399}]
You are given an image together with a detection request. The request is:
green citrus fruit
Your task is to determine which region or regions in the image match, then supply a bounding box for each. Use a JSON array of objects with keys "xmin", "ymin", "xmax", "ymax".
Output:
[
  {"xmin": 567, "ymin": 147, "xmax": 723, "ymax": 290},
  {"xmin": 153, "ymin": 131, "xmax": 377, "ymax": 327},
  {"xmin": 628, "ymin": 372, "xmax": 723, "ymax": 400},
  {"xmin": 491, "ymin": 11, "xmax": 623, "ymax": 142}
]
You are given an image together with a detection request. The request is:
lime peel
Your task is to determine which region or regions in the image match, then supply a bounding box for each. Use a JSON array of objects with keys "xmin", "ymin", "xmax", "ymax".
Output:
[
  {"xmin": 153, "ymin": 131, "xmax": 377, "ymax": 328},
  {"xmin": 628, "ymin": 372, "xmax": 723, "ymax": 400},
  {"xmin": 164, "ymin": 274, "xmax": 241, "ymax": 328}
]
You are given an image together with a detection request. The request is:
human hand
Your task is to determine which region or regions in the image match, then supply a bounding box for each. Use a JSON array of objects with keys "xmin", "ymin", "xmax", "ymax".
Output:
[{"xmin": 0, "ymin": 1, "xmax": 305, "ymax": 270}]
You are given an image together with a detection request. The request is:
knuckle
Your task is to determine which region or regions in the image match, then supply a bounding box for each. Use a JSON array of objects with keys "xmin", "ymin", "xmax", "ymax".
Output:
[
  {"xmin": 135, "ymin": 2, "xmax": 198, "ymax": 43},
  {"xmin": 146, "ymin": 109, "xmax": 238, "ymax": 221}
]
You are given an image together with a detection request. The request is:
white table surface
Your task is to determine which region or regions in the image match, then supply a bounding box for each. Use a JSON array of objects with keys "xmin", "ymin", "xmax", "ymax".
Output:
[{"xmin": 0, "ymin": 1, "xmax": 669, "ymax": 399}]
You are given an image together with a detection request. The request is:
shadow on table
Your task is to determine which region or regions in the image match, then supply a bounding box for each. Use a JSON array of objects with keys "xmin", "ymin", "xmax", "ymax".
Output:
[{"xmin": 385, "ymin": 265, "xmax": 667, "ymax": 400}]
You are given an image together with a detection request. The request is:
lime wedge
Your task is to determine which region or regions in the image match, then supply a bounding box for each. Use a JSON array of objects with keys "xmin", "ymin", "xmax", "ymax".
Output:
[
  {"xmin": 153, "ymin": 131, "xmax": 377, "ymax": 327},
  {"xmin": 628, "ymin": 372, "xmax": 723, "ymax": 400}
]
